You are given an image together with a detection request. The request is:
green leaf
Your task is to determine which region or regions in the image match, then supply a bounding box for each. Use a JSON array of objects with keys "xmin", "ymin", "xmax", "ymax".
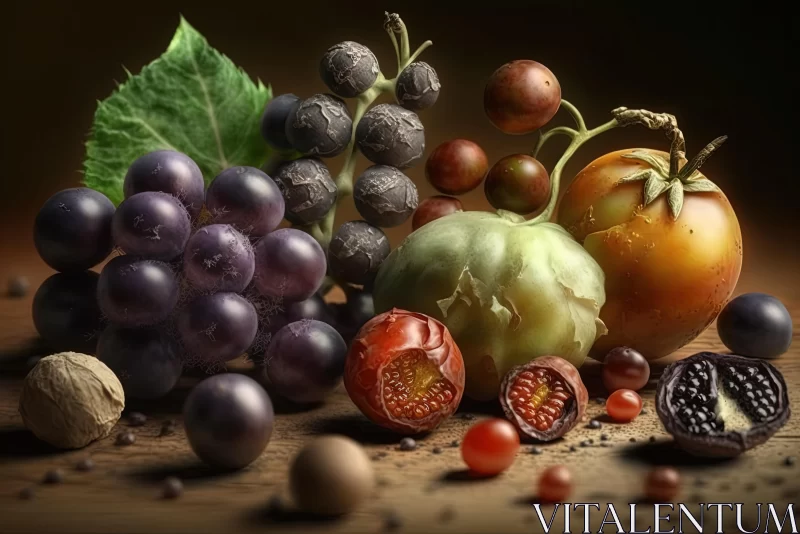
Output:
[
  {"xmin": 621, "ymin": 151, "xmax": 671, "ymax": 176},
  {"xmin": 617, "ymin": 168, "xmax": 655, "ymax": 185},
  {"xmin": 643, "ymin": 175, "xmax": 669, "ymax": 205},
  {"xmin": 682, "ymin": 179, "xmax": 722, "ymax": 194},
  {"xmin": 83, "ymin": 16, "xmax": 272, "ymax": 204},
  {"xmin": 667, "ymin": 181, "xmax": 685, "ymax": 220}
]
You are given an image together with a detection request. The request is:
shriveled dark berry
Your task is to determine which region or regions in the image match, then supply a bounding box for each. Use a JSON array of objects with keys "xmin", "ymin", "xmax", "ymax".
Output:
[
  {"xmin": 116, "ymin": 431, "xmax": 136, "ymax": 446},
  {"xmin": 162, "ymin": 477, "xmax": 183, "ymax": 499},
  {"xmin": 43, "ymin": 469, "xmax": 64, "ymax": 484},
  {"xmin": 588, "ymin": 419, "xmax": 602, "ymax": 429},
  {"xmin": 328, "ymin": 221, "xmax": 391, "ymax": 285},
  {"xmin": 128, "ymin": 412, "xmax": 147, "ymax": 426},
  {"xmin": 285, "ymin": 94, "xmax": 352, "ymax": 157},
  {"xmin": 319, "ymin": 42, "xmax": 379, "ymax": 98},
  {"xmin": 272, "ymin": 158, "xmax": 337, "ymax": 225},
  {"xmin": 396, "ymin": 62, "xmax": 440, "ymax": 111},
  {"xmin": 399, "ymin": 437, "xmax": 417, "ymax": 451},
  {"xmin": 356, "ymin": 104, "xmax": 425, "ymax": 168},
  {"xmin": 75, "ymin": 458, "xmax": 95, "ymax": 472},
  {"xmin": 353, "ymin": 165, "xmax": 418, "ymax": 228}
]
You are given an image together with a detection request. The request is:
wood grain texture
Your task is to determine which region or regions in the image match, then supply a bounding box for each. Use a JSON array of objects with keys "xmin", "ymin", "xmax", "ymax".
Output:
[{"xmin": 0, "ymin": 243, "xmax": 797, "ymax": 534}]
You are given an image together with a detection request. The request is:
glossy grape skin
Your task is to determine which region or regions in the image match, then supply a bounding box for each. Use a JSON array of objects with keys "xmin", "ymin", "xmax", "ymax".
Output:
[
  {"xmin": 260, "ymin": 94, "xmax": 301, "ymax": 150},
  {"xmin": 112, "ymin": 192, "xmax": 191, "ymax": 261},
  {"xmin": 606, "ymin": 389, "xmax": 643, "ymax": 422},
  {"xmin": 32, "ymin": 271, "xmax": 103, "ymax": 354},
  {"xmin": 717, "ymin": 293, "xmax": 793, "ymax": 359},
  {"xmin": 265, "ymin": 320, "xmax": 348, "ymax": 404},
  {"xmin": 412, "ymin": 196, "xmax": 463, "ymax": 231},
  {"xmin": 538, "ymin": 465, "xmax": 573, "ymax": 503},
  {"xmin": 484, "ymin": 60, "xmax": 561, "ymax": 134},
  {"xmin": 123, "ymin": 150, "xmax": 205, "ymax": 219},
  {"xmin": 484, "ymin": 154, "xmax": 550, "ymax": 215},
  {"xmin": 602, "ymin": 347, "xmax": 650, "ymax": 392},
  {"xmin": 206, "ymin": 166, "xmax": 285, "ymax": 238},
  {"xmin": 34, "ymin": 188, "xmax": 115, "ymax": 272},
  {"xmin": 461, "ymin": 418, "xmax": 520, "ymax": 476},
  {"xmin": 96, "ymin": 324, "xmax": 182, "ymax": 399},
  {"xmin": 183, "ymin": 224, "xmax": 254, "ymax": 293},
  {"xmin": 425, "ymin": 140, "xmax": 488, "ymax": 196},
  {"xmin": 97, "ymin": 256, "xmax": 178, "ymax": 327},
  {"xmin": 253, "ymin": 228, "xmax": 326, "ymax": 302},
  {"xmin": 177, "ymin": 292, "xmax": 258, "ymax": 364},
  {"xmin": 284, "ymin": 295, "xmax": 337, "ymax": 326},
  {"xmin": 183, "ymin": 373, "xmax": 274, "ymax": 470},
  {"xmin": 344, "ymin": 289, "xmax": 375, "ymax": 330}
]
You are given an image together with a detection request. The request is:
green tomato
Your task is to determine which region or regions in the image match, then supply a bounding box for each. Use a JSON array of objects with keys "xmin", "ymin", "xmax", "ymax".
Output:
[{"xmin": 372, "ymin": 210, "xmax": 607, "ymax": 401}]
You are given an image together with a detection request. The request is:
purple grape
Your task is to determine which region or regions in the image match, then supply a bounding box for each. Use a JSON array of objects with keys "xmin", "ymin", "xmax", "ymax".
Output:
[
  {"xmin": 34, "ymin": 188, "xmax": 115, "ymax": 272},
  {"xmin": 183, "ymin": 224, "xmax": 254, "ymax": 293},
  {"xmin": 32, "ymin": 271, "xmax": 103, "ymax": 354},
  {"xmin": 264, "ymin": 319, "xmax": 347, "ymax": 404},
  {"xmin": 96, "ymin": 325, "xmax": 182, "ymax": 399},
  {"xmin": 344, "ymin": 289, "xmax": 375, "ymax": 330},
  {"xmin": 177, "ymin": 292, "xmax": 258, "ymax": 364},
  {"xmin": 284, "ymin": 294, "xmax": 337, "ymax": 326},
  {"xmin": 206, "ymin": 166, "xmax": 285, "ymax": 238},
  {"xmin": 261, "ymin": 94, "xmax": 300, "ymax": 150},
  {"xmin": 112, "ymin": 192, "xmax": 191, "ymax": 261},
  {"xmin": 717, "ymin": 293, "xmax": 793, "ymax": 359},
  {"xmin": 97, "ymin": 255, "xmax": 178, "ymax": 326},
  {"xmin": 123, "ymin": 150, "xmax": 205, "ymax": 219},
  {"xmin": 253, "ymin": 228, "xmax": 326, "ymax": 302},
  {"xmin": 183, "ymin": 373, "xmax": 274, "ymax": 469}
]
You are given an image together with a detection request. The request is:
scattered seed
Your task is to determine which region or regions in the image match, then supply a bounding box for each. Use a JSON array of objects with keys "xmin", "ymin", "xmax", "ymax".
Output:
[
  {"xmin": 745, "ymin": 483, "xmax": 757, "ymax": 492},
  {"xmin": 377, "ymin": 477, "xmax": 390, "ymax": 488},
  {"xmin": 75, "ymin": 458, "xmax": 95, "ymax": 472},
  {"xmin": 649, "ymin": 436, "xmax": 657, "ymax": 443},
  {"xmin": 449, "ymin": 440, "xmax": 459, "ymax": 448},
  {"xmin": 579, "ymin": 440, "xmax": 590, "ymax": 448},
  {"xmin": 159, "ymin": 420, "xmax": 177, "ymax": 437},
  {"xmin": 530, "ymin": 447, "xmax": 543, "ymax": 455},
  {"xmin": 629, "ymin": 437, "xmax": 636, "ymax": 443},
  {"xmin": 8, "ymin": 276, "xmax": 30, "ymax": 298},
  {"xmin": 588, "ymin": 420, "xmax": 602, "ymax": 429},
  {"xmin": 640, "ymin": 408, "xmax": 649, "ymax": 415},
  {"xmin": 432, "ymin": 447, "xmax": 443, "ymax": 454},
  {"xmin": 384, "ymin": 511, "xmax": 403, "ymax": 531},
  {"xmin": 784, "ymin": 456, "xmax": 796, "ymax": 467},
  {"xmin": 18, "ymin": 487, "xmax": 35, "ymax": 500},
  {"xmin": 600, "ymin": 442, "xmax": 611, "ymax": 448},
  {"xmin": 116, "ymin": 431, "xmax": 136, "ymax": 446},
  {"xmin": 43, "ymin": 469, "xmax": 64, "ymax": 484},
  {"xmin": 399, "ymin": 438, "xmax": 417, "ymax": 451},
  {"xmin": 128, "ymin": 412, "xmax": 147, "ymax": 426},
  {"xmin": 439, "ymin": 505, "xmax": 456, "ymax": 522},
  {"xmin": 594, "ymin": 397, "xmax": 606, "ymax": 405},
  {"xmin": 588, "ymin": 439, "xmax": 594, "ymax": 444},
  {"xmin": 569, "ymin": 445, "xmax": 576, "ymax": 452},
  {"xmin": 372, "ymin": 454, "xmax": 384, "ymax": 461},
  {"xmin": 600, "ymin": 434, "xmax": 609, "ymax": 442},
  {"xmin": 460, "ymin": 413, "xmax": 476, "ymax": 421},
  {"xmin": 162, "ymin": 477, "xmax": 183, "ymax": 499},
  {"xmin": 267, "ymin": 494, "xmax": 285, "ymax": 513}
]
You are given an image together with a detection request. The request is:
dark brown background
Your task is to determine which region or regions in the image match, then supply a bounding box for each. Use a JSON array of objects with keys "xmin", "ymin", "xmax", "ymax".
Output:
[{"xmin": 3, "ymin": 0, "xmax": 797, "ymax": 254}]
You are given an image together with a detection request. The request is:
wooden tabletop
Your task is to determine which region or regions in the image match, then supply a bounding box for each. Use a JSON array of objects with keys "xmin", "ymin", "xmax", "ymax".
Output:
[{"xmin": 0, "ymin": 237, "xmax": 797, "ymax": 534}]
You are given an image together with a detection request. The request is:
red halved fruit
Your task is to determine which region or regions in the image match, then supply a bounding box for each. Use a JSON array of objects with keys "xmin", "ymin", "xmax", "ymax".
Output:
[
  {"xmin": 344, "ymin": 308, "xmax": 465, "ymax": 434},
  {"xmin": 499, "ymin": 356, "xmax": 588, "ymax": 441}
]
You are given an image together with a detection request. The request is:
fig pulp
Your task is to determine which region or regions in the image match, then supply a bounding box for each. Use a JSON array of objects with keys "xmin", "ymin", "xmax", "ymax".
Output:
[
  {"xmin": 656, "ymin": 352, "xmax": 790, "ymax": 457},
  {"xmin": 499, "ymin": 356, "xmax": 588, "ymax": 441}
]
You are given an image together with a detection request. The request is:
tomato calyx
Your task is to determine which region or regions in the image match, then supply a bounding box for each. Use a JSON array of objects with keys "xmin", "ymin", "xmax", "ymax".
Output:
[{"xmin": 616, "ymin": 135, "xmax": 728, "ymax": 220}]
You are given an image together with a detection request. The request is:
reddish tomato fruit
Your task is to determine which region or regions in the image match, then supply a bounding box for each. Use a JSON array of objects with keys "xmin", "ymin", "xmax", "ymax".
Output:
[
  {"xmin": 484, "ymin": 60, "xmax": 561, "ymax": 134},
  {"xmin": 602, "ymin": 346, "xmax": 650, "ymax": 392},
  {"xmin": 425, "ymin": 139, "xmax": 489, "ymax": 195},
  {"xmin": 537, "ymin": 465, "xmax": 573, "ymax": 503},
  {"xmin": 344, "ymin": 308, "xmax": 465, "ymax": 435},
  {"xmin": 485, "ymin": 154, "xmax": 550, "ymax": 214},
  {"xmin": 606, "ymin": 389, "xmax": 643, "ymax": 422},
  {"xmin": 461, "ymin": 418, "xmax": 520, "ymax": 476},
  {"xmin": 644, "ymin": 467, "xmax": 681, "ymax": 502},
  {"xmin": 558, "ymin": 146, "xmax": 742, "ymax": 361},
  {"xmin": 412, "ymin": 196, "xmax": 463, "ymax": 231}
]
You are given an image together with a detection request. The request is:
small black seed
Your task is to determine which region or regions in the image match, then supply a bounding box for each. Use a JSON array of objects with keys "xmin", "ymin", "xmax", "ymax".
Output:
[
  {"xmin": 162, "ymin": 477, "xmax": 183, "ymax": 499},
  {"xmin": 629, "ymin": 437, "xmax": 637, "ymax": 443},
  {"xmin": 450, "ymin": 440, "xmax": 459, "ymax": 448},
  {"xmin": 439, "ymin": 505, "xmax": 456, "ymax": 522},
  {"xmin": 530, "ymin": 447, "xmax": 543, "ymax": 455},
  {"xmin": 640, "ymin": 408, "xmax": 649, "ymax": 415},
  {"xmin": 600, "ymin": 434, "xmax": 609, "ymax": 441},
  {"xmin": 601, "ymin": 442, "xmax": 612, "ymax": 448},
  {"xmin": 128, "ymin": 412, "xmax": 147, "ymax": 426},
  {"xmin": 384, "ymin": 511, "xmax": 403, "ymax": 531},
  {"xmin": 588, "ymin": 420, "xmax": 602, "ymax": 429},
  {"xmin": 159, "ymin": 420, "xmax": 177, "ymax": 437},
  {"xmin": 579, "ymin": 441, "xmax": 590, "ymax": 447},
  {"xmin": 432, "ymin": 447, "xmax": 443, "ymax": 454},
  {"xmin": 460, "ymin": 413, "xmax": 476, "ymax": 421},
  {"xmin": 116, "ymin": 431, "xmax": 136, "ymax": 446},
  {"xmin": 399, "ymin": 438, "xmax": 417, "ymax": 451},
  {"xmin": 75, "ymin": 458, "xmax": 95, "ymax": 472},
  {"xmin": 784, "ymin": 456, "xmax": 796, "ymax": 467},
  {"xmin": 569, "ymin": 445, "xmax": 576, "ymax": 452},
  {"xmin": 18, "ymin": 487, "xmax": 35, "ymax": 500},
  {"xmin": 649, "ymin": 436, "xmax": 657, "ymax": 442},
  {"xmin": 43, "ymin": 469, "xmax": 64, "ymax": 484},
  {"xmin": 588, "ymin": 439, "xmax": 595, "ymax": 444}
]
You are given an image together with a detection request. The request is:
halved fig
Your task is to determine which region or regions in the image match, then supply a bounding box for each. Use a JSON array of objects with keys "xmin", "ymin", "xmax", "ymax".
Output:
[
  {"xmin": 499, "ymin": 356, "xmax": 588, "ymax": 441},
  {"xmin": 344, "ymin": 308, "xmax": 465, "ymax": 435},
  {"xmin": 656, "ymin": 352, "xmax": 790, "ymax": 457}
]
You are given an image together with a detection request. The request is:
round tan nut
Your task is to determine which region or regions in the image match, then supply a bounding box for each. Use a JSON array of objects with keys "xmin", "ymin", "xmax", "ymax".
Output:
[
  {"xmin": 19, "ymin": 352, "xmax": 125, "ymax": 448},
  {"xmin": 289, "ymin": 435, "xmax": 374, "ymax": 516}
]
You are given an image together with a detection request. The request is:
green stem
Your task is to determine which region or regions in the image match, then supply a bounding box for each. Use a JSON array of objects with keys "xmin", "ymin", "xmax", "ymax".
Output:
[
  {"xmin": 559, "ymin": 99, "xmax": 587, "ymax": 132},
  {"xmin": 532, "ymin": 126, "xmax": 578, "ymax": 158},
  {"xmin": 524, "ymin": 117, "xmax": 619, "ymax": 226}
]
